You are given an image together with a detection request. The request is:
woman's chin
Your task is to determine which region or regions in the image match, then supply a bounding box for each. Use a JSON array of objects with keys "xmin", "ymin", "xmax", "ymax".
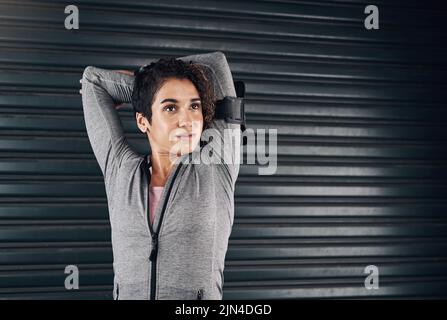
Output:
[{"xmin": 176, "ymin": 142, "xmax": 198, "ymax": 156}]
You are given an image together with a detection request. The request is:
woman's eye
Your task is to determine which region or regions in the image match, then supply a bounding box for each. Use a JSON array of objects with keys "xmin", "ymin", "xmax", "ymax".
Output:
[
  {"xmin": 191, "ymin": 104, "xmax": 201, "ymax": 110},
  {"xmin": 164, "ymin": 105, "xmax": 176, "ymax": 112}
]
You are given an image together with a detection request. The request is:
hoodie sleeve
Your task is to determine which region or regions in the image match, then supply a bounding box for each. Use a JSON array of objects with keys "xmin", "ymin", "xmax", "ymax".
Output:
[
  {"xmin": 179, "ymin": 51, "xmax": 242, "ymax": 184},
  {"xmin": 81, "ymin": 66, "xmax": 138, "ymax": 180}
]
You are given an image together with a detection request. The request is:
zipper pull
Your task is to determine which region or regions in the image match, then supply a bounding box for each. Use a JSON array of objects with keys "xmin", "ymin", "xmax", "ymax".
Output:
[
  {"xmin": 197, "ymin": 289, "xmax": 203, "ymax": 300},
  {"xmin": 149, "ymin": 235, "xmax": 158, "ymax": 261}
]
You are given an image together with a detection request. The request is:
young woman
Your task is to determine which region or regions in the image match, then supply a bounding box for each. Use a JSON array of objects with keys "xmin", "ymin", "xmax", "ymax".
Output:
[{"xmin": 80, "ymin": 52, "xmax": 243, "ymax": 300}]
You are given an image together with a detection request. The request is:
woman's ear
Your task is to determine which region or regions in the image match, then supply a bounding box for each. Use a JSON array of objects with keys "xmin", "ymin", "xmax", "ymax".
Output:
[{"xmin": 136, "ymin": 112, "xmax": 150, "ymax": 133}]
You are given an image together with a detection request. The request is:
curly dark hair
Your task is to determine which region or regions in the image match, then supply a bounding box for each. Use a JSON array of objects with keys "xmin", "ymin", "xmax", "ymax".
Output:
[{"xmin": 131, "ymin": 57, "xmax": 216, "ymax": 131}]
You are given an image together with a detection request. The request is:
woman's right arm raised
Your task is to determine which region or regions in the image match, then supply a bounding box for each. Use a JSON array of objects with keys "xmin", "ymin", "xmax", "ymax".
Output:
[{"xmin": 80, "ymin": 66, "xmax": 138, "ymax": 180}]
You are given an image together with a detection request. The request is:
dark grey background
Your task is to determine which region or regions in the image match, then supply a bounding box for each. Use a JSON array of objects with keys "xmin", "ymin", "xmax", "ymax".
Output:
[{"xmin": 0, "ymin": 0, "xmax": 446, "ymax": 299}]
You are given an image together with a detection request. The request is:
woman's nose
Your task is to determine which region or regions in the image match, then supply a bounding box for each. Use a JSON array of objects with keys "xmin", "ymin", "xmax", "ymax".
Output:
[{"xmin": 178, "ymin": 109, "xmax": 193, "ymax": 127}]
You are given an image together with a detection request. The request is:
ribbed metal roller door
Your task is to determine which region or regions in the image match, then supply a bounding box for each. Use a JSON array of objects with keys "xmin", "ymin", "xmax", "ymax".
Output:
[{"xmin": 0, "ymin": 0, "xmax": 446, "ymax": 299}]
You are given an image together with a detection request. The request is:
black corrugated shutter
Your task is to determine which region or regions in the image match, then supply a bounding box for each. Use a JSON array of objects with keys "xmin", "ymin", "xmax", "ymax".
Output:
[{"xmin": 0, "ymin": 0, "xmax": 446, "ymax": 299}]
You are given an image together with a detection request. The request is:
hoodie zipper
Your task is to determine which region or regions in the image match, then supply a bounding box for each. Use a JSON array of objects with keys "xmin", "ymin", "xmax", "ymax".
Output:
[
  {"xmin": 197, "ymin": 288, "xmax": 204, "ymax": 300},
  {"xmin": 146, "ymin": 156, "xmax": 183, "ymax": 300}
]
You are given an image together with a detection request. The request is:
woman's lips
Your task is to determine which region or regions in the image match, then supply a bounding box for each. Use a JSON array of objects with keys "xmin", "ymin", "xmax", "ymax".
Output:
[{"xmin": 176, "ymin": 134, "xmax": 194, "ymax": 141}]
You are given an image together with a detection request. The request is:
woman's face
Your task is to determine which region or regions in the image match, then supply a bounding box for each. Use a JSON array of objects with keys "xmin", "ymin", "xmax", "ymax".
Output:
[{"xmin": 137, "ymin": 77, "xmax": 204, "ymax": 158}]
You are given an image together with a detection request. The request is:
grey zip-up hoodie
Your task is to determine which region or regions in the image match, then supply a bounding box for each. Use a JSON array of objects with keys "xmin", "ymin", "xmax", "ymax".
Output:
[{"xmin": 81, "ymin": 52, "xmax": 241, "ymax": 300}]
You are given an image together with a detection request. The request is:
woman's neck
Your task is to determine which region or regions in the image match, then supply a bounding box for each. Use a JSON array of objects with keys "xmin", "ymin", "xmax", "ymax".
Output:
[{"xmin": 150, "ymin": 152, "xmax": 177, "ymax": 187}]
